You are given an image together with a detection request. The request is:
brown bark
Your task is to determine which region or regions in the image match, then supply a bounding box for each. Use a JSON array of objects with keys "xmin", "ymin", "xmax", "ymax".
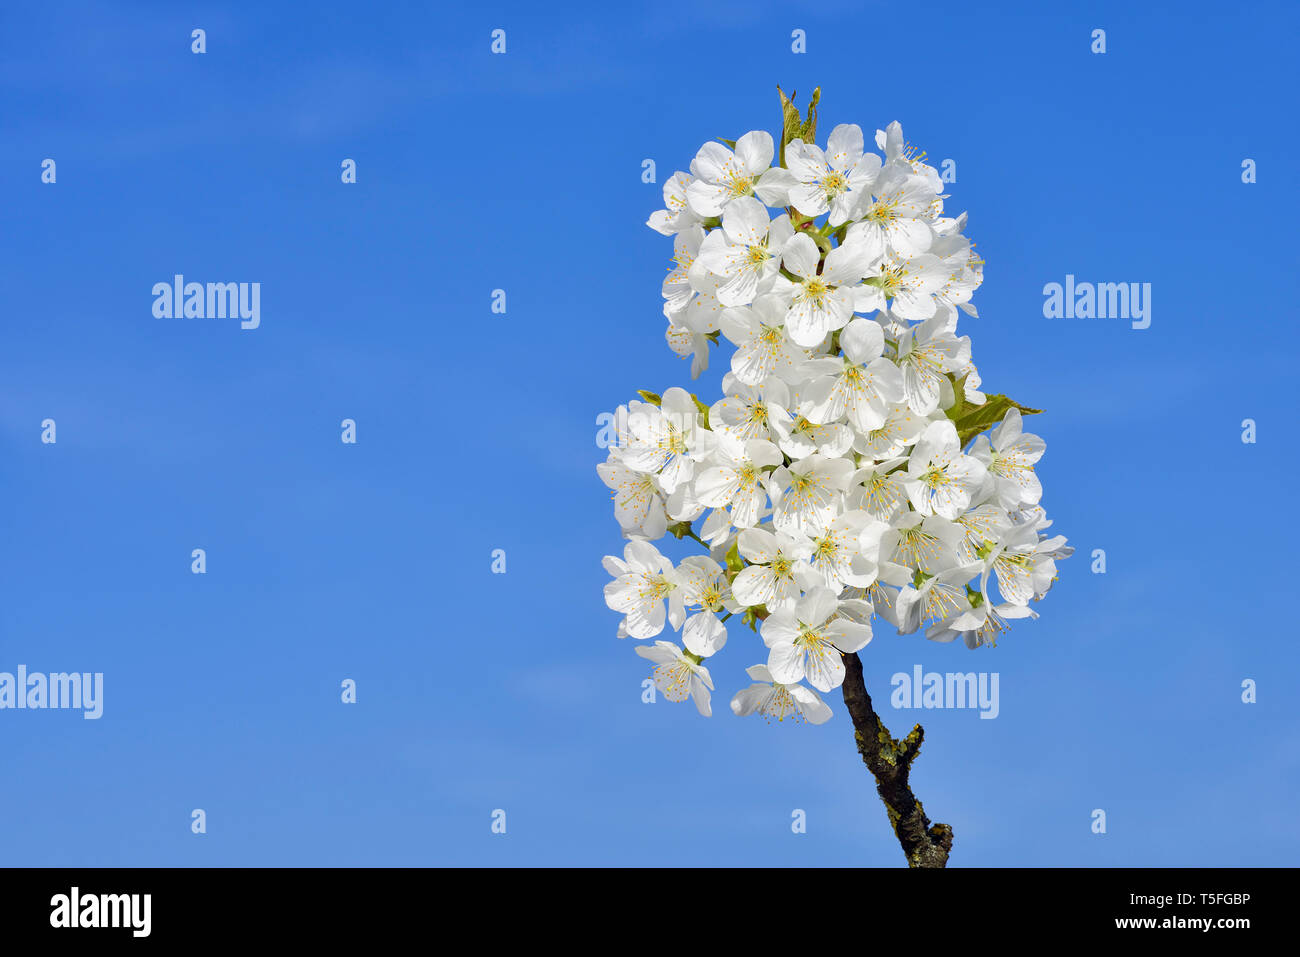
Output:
[{"xmin": 839, "ymin": 652, "xmax": 953, "ymax": 868}]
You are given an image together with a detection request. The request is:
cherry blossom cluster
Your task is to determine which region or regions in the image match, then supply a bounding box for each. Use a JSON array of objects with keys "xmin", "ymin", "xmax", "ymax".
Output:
[{"xmin": 600, "ymin": 117, "xmax": 1070, "ymax": 725}]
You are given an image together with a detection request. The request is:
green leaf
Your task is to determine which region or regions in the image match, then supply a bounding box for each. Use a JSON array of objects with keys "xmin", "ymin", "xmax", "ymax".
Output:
[
  {"xmin": 951, "ymin": 393, "xmax": 1043, "ymax": 447},
  {"xmin": 777, "ymin": 85, "xmax": 820, "ymax": 167},
  {"xmin": 724, "ymin": 541, "xmax": 745, "ymax": 574},
  {"xmin": 717, "ymin": 137, "xmax": 737, "ymax": 149},
  {"xmin": 636, "ymin": 390, "xmax": 662, "ymax": 406},
  {"xmin": 689, "ymin": 392, "xmax": 711, "ymax": 430},
  {"xmin": 944, "ymin": 372, "xmax": 968, "ymax": 423}
]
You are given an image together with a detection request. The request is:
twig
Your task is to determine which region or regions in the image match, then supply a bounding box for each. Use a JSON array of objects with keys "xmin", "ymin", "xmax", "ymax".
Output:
[{"xmin": 839, "ymin": 651, "xmax": 954, "ymax": 868}]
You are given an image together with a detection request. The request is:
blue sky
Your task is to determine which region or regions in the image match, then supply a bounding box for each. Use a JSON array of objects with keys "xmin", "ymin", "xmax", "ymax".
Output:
[{"xmin": 1, "ymin": 0, "xmax": 1296, "ymax": 866}]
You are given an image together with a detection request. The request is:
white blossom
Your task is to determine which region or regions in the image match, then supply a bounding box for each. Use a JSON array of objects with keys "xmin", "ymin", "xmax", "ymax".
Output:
[
  {"xmin": 601, "ymin": 99, "xmax": 1069, "ymax": 725},
  {"xmin": 731, "ymin": 664, "xmax": 832, "ymax": 724}
]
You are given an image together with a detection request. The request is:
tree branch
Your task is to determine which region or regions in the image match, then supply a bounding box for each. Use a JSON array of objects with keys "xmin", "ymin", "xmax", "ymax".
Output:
[{"xmin": 839, "ymin": 651, "xmax": 953, "ymax": 868}]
